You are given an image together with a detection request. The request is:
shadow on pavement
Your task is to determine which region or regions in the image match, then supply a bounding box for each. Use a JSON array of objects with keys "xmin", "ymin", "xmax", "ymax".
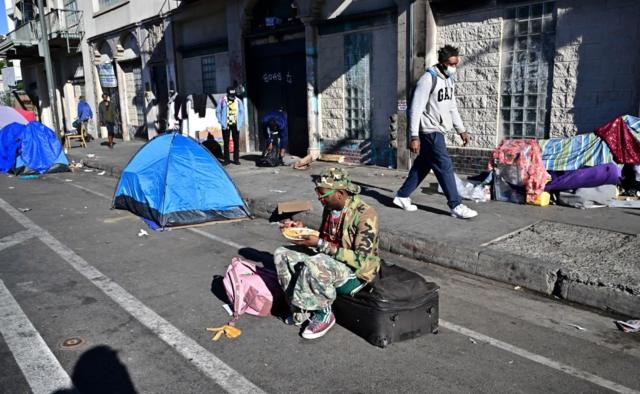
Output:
[{"xmin": 53, "ymin": 345, "xmax": 137, "ymax": 394}]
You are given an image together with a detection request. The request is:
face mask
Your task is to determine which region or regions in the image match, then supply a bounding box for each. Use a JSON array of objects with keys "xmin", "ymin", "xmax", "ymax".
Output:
[{"xmin": 445, "ymin": 66, "xmax": 457, "ymax": 77}]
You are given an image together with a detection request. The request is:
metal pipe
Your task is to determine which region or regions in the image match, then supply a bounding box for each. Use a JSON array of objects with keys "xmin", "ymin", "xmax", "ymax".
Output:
[{"xmin": 37, "ymin": 0, "xmax": 60, "ymax": 136}]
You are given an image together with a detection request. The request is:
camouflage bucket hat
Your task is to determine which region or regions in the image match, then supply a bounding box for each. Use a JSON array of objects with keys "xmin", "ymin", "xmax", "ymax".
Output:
[{"xmin": 316, "ymin": 167, "xmax": 361, "ymax": 195}]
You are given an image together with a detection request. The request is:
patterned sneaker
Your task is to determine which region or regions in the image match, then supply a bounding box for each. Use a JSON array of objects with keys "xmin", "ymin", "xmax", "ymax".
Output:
[
  {"xmin": 393, "ymin": 196, "xmax": 418, "ymax": 212},
  {"xmin": 301, "ymin": 313, "xmax": 336, "ymax": 339},
  {"xmin": 451, "ymin": 204, "xmax": 478, "ymax": 219}
]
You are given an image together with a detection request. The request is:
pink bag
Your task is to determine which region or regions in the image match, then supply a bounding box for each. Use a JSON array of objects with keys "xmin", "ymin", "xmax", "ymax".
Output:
[{"xmin": 223, "ymin": 257, "xmax": 284, "ymax": 323}]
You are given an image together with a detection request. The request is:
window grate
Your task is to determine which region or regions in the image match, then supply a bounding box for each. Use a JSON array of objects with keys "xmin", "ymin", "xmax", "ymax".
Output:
[
  {"xmin": 500, "ymin": 1, "xmax": 556, "ymax": 139},
  {"xmin": 344, "ymin": 33, "xmax": 372, "ymax": 140},
  {"xmin": 201, "ymin": 56, "xmax": 216, "ymax": 94}
]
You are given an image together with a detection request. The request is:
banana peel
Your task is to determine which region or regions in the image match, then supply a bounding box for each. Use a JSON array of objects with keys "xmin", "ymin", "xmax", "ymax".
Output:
[{"xmin": 206, "ymin": 324, "xmax": 242, "ymax": 341}]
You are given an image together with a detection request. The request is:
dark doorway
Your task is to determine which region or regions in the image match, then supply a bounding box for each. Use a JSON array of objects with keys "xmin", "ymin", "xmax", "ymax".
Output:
[{"xmin": 247, "ymin": 39, "xmax": 308, "ymax": 157}]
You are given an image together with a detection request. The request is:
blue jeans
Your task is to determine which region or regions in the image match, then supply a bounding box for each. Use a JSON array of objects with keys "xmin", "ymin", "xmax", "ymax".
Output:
[{"xmin": 397, "ymin": 132, "xmax": 461, "ymax": 209}]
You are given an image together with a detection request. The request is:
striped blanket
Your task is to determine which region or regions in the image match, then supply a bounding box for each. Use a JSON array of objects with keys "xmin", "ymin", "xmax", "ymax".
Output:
[
  {"xmin": 539, "ymin": 133, "xmax": 615, "ymax": 171},
  {"xmin": 624, "ymin": 115, "xmax": 640, "ymax": 137}
]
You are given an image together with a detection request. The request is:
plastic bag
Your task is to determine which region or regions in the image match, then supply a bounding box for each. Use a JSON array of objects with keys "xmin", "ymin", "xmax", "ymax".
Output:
[{"xmin": 438, "ymin": 173, "xmax": 489, "ymax": 202}]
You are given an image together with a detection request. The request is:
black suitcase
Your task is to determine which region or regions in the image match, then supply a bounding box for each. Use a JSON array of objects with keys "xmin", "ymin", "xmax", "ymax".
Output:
[{"xmin": 333, "ymin": 262, "xmax": 439, "ymax": 348}]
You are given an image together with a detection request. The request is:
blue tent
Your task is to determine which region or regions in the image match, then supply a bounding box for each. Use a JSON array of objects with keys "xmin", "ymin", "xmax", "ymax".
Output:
[
  {"xmin": 0, "ymin": 121, "xmax": 70, "ymax": 175},
  {"xmin": 113, "ymin": 132, "xmax": 251, "ymax": 228}
]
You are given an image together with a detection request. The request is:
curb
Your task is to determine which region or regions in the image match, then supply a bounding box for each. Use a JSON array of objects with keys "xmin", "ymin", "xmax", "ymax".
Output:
[{"xmin": 72, "ymin": 154, "xmax": 639, "ymax": 318}]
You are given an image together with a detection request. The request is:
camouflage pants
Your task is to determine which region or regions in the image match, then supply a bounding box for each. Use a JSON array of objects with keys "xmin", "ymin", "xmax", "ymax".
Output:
[{"xmin": 273, "ymin": 245, "xmax": 356, "ymax": 311}]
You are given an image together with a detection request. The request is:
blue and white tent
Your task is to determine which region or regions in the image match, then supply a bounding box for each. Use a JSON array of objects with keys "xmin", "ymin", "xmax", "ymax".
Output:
[
  {"xmin": 0, "ymin": 121, "xmax": 70, "ymax": 175},
  {"xmin": 112, "ymin": 132, "xmax": 251, "ymax": 228}
]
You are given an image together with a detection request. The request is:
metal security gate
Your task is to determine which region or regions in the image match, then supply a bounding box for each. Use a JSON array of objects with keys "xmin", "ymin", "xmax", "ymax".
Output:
[
  {"xmin": 121, "ymin": 61, "xmax": 145, "ymax": 138},
  {"xmin": 247, "ymin": 38, "xmax": 308, "ymax": 157}
]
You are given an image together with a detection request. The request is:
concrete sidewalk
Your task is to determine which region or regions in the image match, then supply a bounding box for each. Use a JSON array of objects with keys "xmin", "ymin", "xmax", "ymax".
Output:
[{"xmin": 66, "ymin": 140, "xmax": 640, "ymax": 317}]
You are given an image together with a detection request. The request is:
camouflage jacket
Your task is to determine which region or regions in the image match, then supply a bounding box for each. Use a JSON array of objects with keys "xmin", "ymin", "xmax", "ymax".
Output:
[{"xmin": 319, "ymin": 195, "xmax": 380, "ymax": 282}]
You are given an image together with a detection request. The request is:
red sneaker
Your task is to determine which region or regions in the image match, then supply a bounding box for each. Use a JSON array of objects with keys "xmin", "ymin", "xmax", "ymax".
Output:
[{"xmin": 301, "ymin": 313, "xmax": 336, "ymax": 339}]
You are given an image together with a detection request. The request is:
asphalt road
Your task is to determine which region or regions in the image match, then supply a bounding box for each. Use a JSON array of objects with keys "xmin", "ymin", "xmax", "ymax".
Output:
[{"xmin": 1, "ymin": 170, "xmax": 639, "ymax": 394}]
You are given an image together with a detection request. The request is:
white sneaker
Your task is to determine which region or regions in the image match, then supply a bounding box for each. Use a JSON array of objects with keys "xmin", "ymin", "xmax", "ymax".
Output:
[
  {"xmin": 393, "ymin": 196, "xmax": 418, "ymax": 212},
  {"xmin": 451, "ymin": 204, "xmax": 478, "ymax": 219}
]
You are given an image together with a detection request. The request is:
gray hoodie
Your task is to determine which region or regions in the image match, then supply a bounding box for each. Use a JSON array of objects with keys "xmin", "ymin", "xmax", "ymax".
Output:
[{"xmin": 409, "ymin": 66, "xmax": 465, "ymax": 138}]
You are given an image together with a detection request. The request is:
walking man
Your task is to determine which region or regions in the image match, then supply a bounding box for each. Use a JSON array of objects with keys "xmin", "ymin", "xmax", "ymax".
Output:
[
  {"xmin": 393, "ymin": 45, "xmax": 478, "ymax": 219},
  {"xmin": 275, "ymin": 167, "xmax": 380, "ymax": 339},
  {"xmin": 98, "ymin": 94, "xmax": 116, "ymax": 149},
  {"xmin": 76, "ymin": 96, "xmax": 93, "ymax": 140},
  {"xmin": 216, "ymin": 87, "xmax": 245, "ymax": 165}
]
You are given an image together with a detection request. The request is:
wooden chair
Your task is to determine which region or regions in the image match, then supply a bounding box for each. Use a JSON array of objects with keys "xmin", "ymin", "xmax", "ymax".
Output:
[{"xmin": 65, "ymin": 121, "xmax": 87, "ymax": 149}]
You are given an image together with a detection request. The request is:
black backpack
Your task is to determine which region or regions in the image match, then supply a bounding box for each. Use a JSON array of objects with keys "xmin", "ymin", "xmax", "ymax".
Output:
[{"xmin": 257, "ymin": 146, "xmax": 280, "ymax": 167}]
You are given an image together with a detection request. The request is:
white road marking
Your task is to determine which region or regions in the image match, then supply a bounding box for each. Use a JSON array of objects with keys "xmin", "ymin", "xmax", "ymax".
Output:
[
  {"xmin": 0, "ymin": 279, "xmax": 75, "ymax": 394},
  {"xmin": 0, "ymin": 197, "xmax": 265, "ymax": 394},
  {"xmin": 53, "ymin": 181, "xmax": 640, "ymax": 393},
  {"xmin": 189, "ymin": 228, "xmax": 245, "ymax": 249},
  {"xmin": 70, "ymin": 183, "xmax": 113, "ymax": 200},
  {"xmin": 0, "ymin": 230, "xmax": 35, "ymax": 252},
  {"xmin": 440, "ymin": 320, "xmax": 640, "ymax": 394}
]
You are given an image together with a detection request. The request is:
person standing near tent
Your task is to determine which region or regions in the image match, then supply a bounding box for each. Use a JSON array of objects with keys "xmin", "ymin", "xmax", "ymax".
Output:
[
  {"xmin": 393, "ymin": 44, "xmax": 478, "ymax": 219},
  {"xmin": 99, "ymin": 94, "xmax": 117, "ymax": 149},
  {"xmin": 216, "ymin": 87, "xmax": 245, "ymax": 165},
  {"xmin": 274, "ymin": 167, "xmax": 380, "ymax": 339},
  {"xmin": 76, "ymin": 96, "xmax": 93, "ymax": 140}
]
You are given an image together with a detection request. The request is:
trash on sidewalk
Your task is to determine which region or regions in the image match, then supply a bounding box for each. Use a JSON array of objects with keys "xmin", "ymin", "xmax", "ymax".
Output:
[
  {"xmin": 137, "ymin": 229, "xmax": 149, "ymax": 237},
  {"xmin": 86, "ymin": 153, "xmax": 95, "ymax": 158},
  {"xmin": 97, "ymin": 171, "xmax": 106, "ymax": 176},
  {"xmin": 293, "ymin": 153, "xmax": 316, "ymax": 170},
  {"xmin": 207, "ymin": 324, "xmax": 242, "ymax": 341},
  {"xmin": 437, "ymin": 173, "xmax": 490, "ymax": 202},
  {"xmin": 83, "ymin": 169, "xmax": 93, "ymax": 173},
  {"xmin": 64, "ymin": 179, "xmax": 73, "ymax": 182},
  {"xmin": 469, "ymin": 338, "xmax": 477, "ymax": 344},
  {"xmin": 69, "ymin": 161, "xmax": 83, "ymax": 169},
  {"xmin": 319, "ymin": 154, "xmax": 345, "ymax": 163},
  {"xmin": 269, "ymin": 189, "xmax": 287, "ymax": 193},
  {"xmin": 513, "ymin": 286, "xmax": 521, "ymax": 290},
  {"xmin": 614, "ymin": 319, "xmax": 640, "ymax": 333},
  {"xmin": 277, "ymin": 200, "xmax": 313, "ymax": 215},
  {"xmin": 608, "ymin": 196, "xmax": 640, "ymax": 209},
  {"xmin": 567, "ymin": 323, "xmax": 586, "ymax": 331},
  {"xmin": 8, "ymin": 186, "xmax": 14, "ymax": 189},
  {"xmin": 18, "ymin": 207, "xmax": 31, "ymax": 212}
]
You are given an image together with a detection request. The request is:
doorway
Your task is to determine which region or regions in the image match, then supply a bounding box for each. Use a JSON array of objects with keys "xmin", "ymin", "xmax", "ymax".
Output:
[{"xmin": 247, "ymin": 39, "xmax": 308, "ymax": 157}]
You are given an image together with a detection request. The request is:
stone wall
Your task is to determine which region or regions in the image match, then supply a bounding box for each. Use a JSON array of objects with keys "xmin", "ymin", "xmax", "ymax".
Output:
[
  {"xmin": 549, "ymin": 0, "xmax": 640, "ymax": 137},
  {"xmin": 436, "ymin": 9, "xmax": 502, "ymax": 150}
]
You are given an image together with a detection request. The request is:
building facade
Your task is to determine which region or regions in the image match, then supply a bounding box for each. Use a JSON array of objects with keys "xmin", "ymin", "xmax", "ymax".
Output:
[{"xmin": 2, "ymin": 0, "xmax": 638, "ymax": 173}]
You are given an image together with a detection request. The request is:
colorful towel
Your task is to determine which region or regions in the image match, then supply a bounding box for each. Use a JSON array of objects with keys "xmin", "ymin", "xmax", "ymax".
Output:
[
  {"xmin": 538, "ymin": 133, "xmax": 614, "ymax": 171},
  {"xmin": 489, "ymin": 139, "xmax": 549, "ymax": 204}
]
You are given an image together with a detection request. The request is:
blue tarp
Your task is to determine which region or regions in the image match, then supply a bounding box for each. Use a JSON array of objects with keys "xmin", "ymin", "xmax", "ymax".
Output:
[
  {"xmin": 113, "ymin": 132, "xmax": 251, "ymax": 228},
  {"xmin": 0, "ymin": 123, "xmax": 24, "ymax": 172},
  {"xmin": 0, "ymin": 121, "xmax": 69, "ymax": 174}
]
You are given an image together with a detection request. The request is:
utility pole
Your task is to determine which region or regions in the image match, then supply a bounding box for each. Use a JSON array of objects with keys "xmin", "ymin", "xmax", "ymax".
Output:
[{"xmin": 37, "ymin": 0, "xmax": 60, "ymax": 136}]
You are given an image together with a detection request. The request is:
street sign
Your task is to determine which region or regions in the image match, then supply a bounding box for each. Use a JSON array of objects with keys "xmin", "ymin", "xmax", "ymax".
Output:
[{"xmin": 96, "ymin": 63, "xmax": 117, "ymax": 88}]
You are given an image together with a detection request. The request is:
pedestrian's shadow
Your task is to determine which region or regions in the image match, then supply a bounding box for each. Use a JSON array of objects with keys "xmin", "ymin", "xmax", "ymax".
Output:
[
  {"xmin": 52, "ymin": 345, "xmax": 137, "ymax": 394},
  {"xmin": 354, "ymin": 181, "xmax": 450, "ymax": 216}
]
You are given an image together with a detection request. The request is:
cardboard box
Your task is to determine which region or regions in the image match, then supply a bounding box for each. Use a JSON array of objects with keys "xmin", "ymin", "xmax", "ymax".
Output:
[{"xmin": 277, "ymin": 200, "xmax": 313, "ymax": 214}]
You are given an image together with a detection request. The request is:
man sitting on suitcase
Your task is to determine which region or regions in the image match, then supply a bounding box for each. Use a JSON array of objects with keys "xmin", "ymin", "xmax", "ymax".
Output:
[{"xmin": 275, "ymin": 167, "xmax": 380, "ymax": 339}]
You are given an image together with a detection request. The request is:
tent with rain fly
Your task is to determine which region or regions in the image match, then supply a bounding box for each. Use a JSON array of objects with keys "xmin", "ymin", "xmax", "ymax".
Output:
[
  {"xmin": 112, "ymin": 132, "xmax": 251, "ymax": 228},
  {"xmin": 0, "ymin": 105, "xmax": 30, "ymax": 128},
  {"xmin": 0, "ymin": 121, "xmax": 70, "ymax": 175}
]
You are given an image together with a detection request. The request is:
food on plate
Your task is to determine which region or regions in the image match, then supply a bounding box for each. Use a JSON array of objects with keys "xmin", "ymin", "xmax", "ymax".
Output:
[{"xmin": 281, "ymin": 227, "xmax": 320, "ymax": 240}]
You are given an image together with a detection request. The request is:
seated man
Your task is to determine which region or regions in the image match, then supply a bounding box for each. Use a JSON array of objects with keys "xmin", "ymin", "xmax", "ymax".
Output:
[{"xmin": 275, "ymin": 167, "xmax": 380, "ymax": 339}]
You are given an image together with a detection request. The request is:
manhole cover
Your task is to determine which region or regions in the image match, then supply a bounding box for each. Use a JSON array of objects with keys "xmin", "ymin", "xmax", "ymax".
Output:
[{"xmin": 60, "ymin": 337, "xmax": 85, "ymax": 349}]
